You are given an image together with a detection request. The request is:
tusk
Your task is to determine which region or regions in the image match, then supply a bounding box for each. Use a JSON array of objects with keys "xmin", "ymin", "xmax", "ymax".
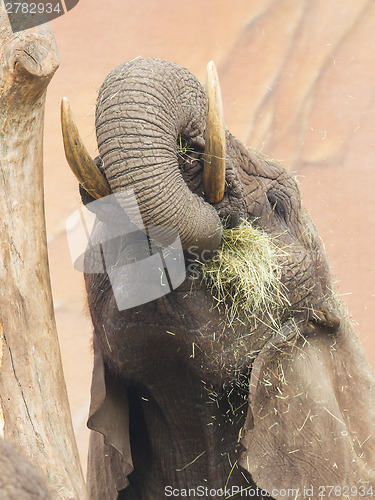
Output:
[
  {"xmin": 203, "ymin": 61, "xmax": 226, "ymax": 204},
  {"xmin": 61, "ymin": 97, "xmax": 111, "ymax": 199}
]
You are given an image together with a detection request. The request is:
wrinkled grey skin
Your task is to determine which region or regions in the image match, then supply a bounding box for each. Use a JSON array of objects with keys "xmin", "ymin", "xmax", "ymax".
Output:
[
  {"xmin": 0, "ymin": 438, "xmax": 50, "ymax": 499},
  {"xmin": 82, "ymin": 58, "xmax": 375, "ymax": 500}
]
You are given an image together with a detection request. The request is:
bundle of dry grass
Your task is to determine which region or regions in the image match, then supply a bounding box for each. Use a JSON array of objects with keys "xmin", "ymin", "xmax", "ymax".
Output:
[{"xmin": 200, "ymin": 220, "xmax": 287, "ymax": 327}]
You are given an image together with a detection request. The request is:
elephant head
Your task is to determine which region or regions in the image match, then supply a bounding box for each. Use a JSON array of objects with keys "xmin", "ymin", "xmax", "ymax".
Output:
[{"xmin": 62, "ymin": 58, "xmax": 375, "ymax": 499}]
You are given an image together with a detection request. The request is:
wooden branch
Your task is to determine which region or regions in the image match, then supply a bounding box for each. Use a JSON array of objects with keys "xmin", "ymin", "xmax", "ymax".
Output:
[
  {"xmin": 0, "ymin": 319, "xmax": 4, "ymax": 438},
  {"xmin": 0, "ymin": 10, "xmax": 86, "ymax": 500}
]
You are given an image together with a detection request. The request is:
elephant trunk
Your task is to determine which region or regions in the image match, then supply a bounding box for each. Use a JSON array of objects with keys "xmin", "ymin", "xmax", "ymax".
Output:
[{"xmin": 95, "ymin": 58, "xmax": 223, "ymax": 253}]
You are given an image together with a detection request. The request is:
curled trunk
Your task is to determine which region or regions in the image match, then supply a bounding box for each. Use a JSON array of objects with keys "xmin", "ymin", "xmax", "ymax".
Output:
[{"xmin": 95, "ymin": 58, "xmax": 223, "ymax": 253}]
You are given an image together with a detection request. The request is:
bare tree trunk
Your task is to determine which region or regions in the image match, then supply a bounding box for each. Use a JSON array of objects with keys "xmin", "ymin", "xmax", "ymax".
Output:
[
  {"xmin": 0, "ymin": 319, "xmax": 4, "ymax": 438},
  {"xmin": 0, "ymin": 9, "xmax": 86, "ymax": 500}
]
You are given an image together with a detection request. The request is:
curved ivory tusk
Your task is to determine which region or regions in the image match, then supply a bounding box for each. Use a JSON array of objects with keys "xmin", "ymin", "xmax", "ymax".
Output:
[
  {"xmin": 203, "ymin": 61, "xmax": 226, "ymax": 204},
  {"xmin": 61, "ymin": 97, "xmax": 111, "ymax": 199}
]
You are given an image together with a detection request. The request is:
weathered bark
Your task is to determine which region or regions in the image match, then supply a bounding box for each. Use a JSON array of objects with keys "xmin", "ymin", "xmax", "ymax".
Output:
[
  {"xmin": 0, "ymin": 319, "xmax": 4, "ymax": 438},
  {"xmin": 0, "ymin": 9, "xmax": 86, "ymax": 500}
]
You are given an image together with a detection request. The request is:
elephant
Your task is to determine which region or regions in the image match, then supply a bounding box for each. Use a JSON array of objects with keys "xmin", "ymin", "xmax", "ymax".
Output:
[
  {"xmin": 62, "ymin": 58, "xmax": 375, "ymax": 499},
  {"xmin": 0, "ymin": 438, "xmax": 50, "ymax": 499}
]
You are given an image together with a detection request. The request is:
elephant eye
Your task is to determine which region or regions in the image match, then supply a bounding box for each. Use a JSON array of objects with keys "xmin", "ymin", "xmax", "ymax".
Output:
[{"xmin": 267, "ymin": 190, "xmax": 288, "ymax": 221}]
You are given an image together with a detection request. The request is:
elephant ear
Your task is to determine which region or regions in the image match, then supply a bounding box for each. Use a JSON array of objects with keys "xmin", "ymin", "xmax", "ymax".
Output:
[
  {"xmin": 86, "ymin": 341, "xmax": 133, "ymax": 499},
  {"xmin": 240, "ymin": 319, "xmax": 375, "ymax": 498}
]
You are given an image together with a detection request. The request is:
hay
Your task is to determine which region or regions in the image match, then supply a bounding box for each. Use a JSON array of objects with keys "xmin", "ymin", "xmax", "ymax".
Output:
[{"xmin": 200, "ymin": 220, "xmax": 287, "ymax": 327}]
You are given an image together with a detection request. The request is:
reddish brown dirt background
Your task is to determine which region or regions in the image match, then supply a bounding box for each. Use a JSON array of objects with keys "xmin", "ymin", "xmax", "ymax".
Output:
[{"xmin": 43, "ymin": 0, "xmax": 375, "ymax": 471}]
